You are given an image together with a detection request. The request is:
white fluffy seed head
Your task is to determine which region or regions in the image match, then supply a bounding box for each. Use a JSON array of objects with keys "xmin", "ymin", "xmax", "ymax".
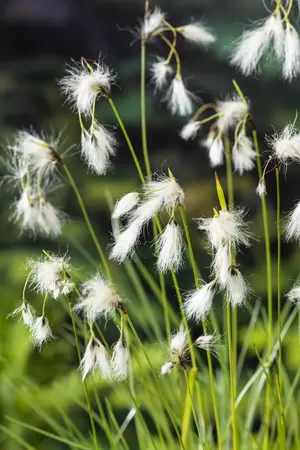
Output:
[
  {"xmin": 31, "ymin": 316, "xmax": 54, "ymax": 349},
  {"xmin": 160, "ymin": 361, "xmax": 175, "ymax": 376},
  {"xmin": 230, "ymin": 20, "xmax": 271, "ymax": 76},
  {"xmin": 178, "ymin": 23, "xmax": 216, "ymax": 46},
  {"xmin": 112, "ymin": 339, "xmax": 129, "ymax": 381},
  {"xmin": 266, "ymin": 123, "xmax": 300, "ymax": 162},
  {"xmin": 80, "ymin": 338, "xmax": 111, "ymax": 381},
  {"xmin": 143, "ymin": 176, "xmax": 185, "ymax": 209},
  {"xmin": 285, "ymin": 200, "xmax": 300, "ymax": 242},
  {"xmin": 256, "ymin": 179, "xmax": 267, "ymax": 197},
  {"xmin": 81, "ymin": 122, "xmax": 117, "ymax": 175},
  {"xmin": 217, "ymin": 95, "xmax": 249, "ymax": 133},
  {"xmin": 74, "ymin": 272, "xmax": 122, "ymax": 322},
  {"xmin": 170, "ymin": 330, "xmax": 188, "ymax": 358},
  {"xmin": 28, "ymin": 254, "xmax": 72, "ymax": 299},
  {"xmin": 164, "ymin": 76, "xmax": 195, "ymax": 116},
  {"xmin": 8, "ymin": 301, "xmax": 35, "ymax": 328},
  {"xmin": 59, "ymin": 59, "xmax": 115, "ymax": 116},
  {"xmin": 269, "ymin": 11, "xmax": 285, "ymax": 59},
  {"xmin": 141, "ymin": 7, "xmax": 165, "ymax": 39},
  {"xmin": 208, "ymin": 137, "xmax": 224, "ymax": 167},
  {"xmin": 227, "ymin": 266, "xmax": 248, "ymax": 307},
  {"xmin": 156, "ymin": 221, "xmax": 183, "ymax": 273},
  {"xmin": 180, "ymin": 121, "xmax": 201, "ymax": 140},
  {"xmin": 184, "ymin": 283, "xmax": 215, "ymax": 322},
  {"xmin": 38, "ymin": 199, "xmax": 65, "ymax": 237},
  {"xmin": 112, "ymin": 192, "xmax": 140, "ymax": 220},
  {"xmin": 283, "ymin": 24, "xmax": 300, "ymax": 81},
  {"xmin": 10, "ymin": 130, "xmax": 61, "ymax": 176},
  {"xmin": 287, "ymin": 284, "xmax": 300, "ymax": 304},
  {"xmin": 109, "ymin": 220, "xmax": 142, "ymax": 263},
  {"xmin": 197, "ymin": 208, "xmax": 251, "ymax": 250},
  {"xmin": 150, "ymin": 57, "xmax": 173, "ymax": 92},
  {"xmin": 232, "ymin": 134, "xmax": 256, "ymax": 174},
  {"xmin": 212, "ymin": 244, "xmax": 230, "ymax": 287}
]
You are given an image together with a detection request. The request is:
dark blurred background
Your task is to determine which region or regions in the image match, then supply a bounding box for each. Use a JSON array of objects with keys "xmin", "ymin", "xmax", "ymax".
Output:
[{"xmin": 1, "ymin": 0, "xmax": 300, "ymax": 448}]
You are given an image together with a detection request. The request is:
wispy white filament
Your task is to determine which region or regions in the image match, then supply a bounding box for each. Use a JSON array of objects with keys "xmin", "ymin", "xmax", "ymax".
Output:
[
  {"xmin": 283, "ymin": 24, "xmax": 300, "ymax": 81},
  {"xmin": 180, "ymin": 121, "xmax": 201, "ymax": 140},
  {"xmin": 217, "ymin": 95, "xmax": 248, "ymax": 133},
  {"xmin": 150, "ymin": 57, "xmax": 173, "ymax": 92},
  {"xmin": 232, "ymin": 134, "xmax": 256, "ymax": 174},
  {"xmin": 112, "ymin": 340, "xmax": 129, "ymax": 381},
  {"xmin": 164, "ymin": 76, "xmax": 194, "ymax": 116},
  {"xmin": 59, "ymin": 59, "xmax": 115, "ymax": 116},
  {"xmin": 80, "ymin": 338, "xmax": 111, "ymax": 380},
  {"xmin": 110, "ymin": 220, "xmax": 142, "ymax": 262},
  {"xmin": 212, "ymin": 244, "xmax": 230, "ymax": 287},
  {"xmin": 170, "ymin": 330, "xmax": 188, "ymax": 358},
  {"xmin": 160, "ymin": 361, "xmax": 175, "ymax": 376},
  {"xmin": 184, "ymin": 282, "xmax": 215, "ymax": 321},
  {"xmin": 112, "ymin": 192, "xmax": 140, "ymax": 219},
  {"xmin": 141, "ymin": 7, "xmax": 165, "ymax": 39},
  {"xmin": 227, "ymin": 267, "xmax": 248, "ymax": 307},
  {"xmin": 208, "ymin": 137, "xmax": 224, "ymax": 167},
  {"xmin": 156, "ymin": 221, "xmax": 183, "ymax": 273},
  {"xmin": 178, "ymin": 23, "xmax": 216, "ymax": 46},
  {"xmin": 194, "ymin": 333, "xmax": 223, "ymax": 358},
  {"xmin": 287, "ymin": 283, "xmax": 300, "ymax": 304},
  {"xmin": 31, "ymin": 316, "xmax": 54, "ymax": 349},
  {"xmin": 266, "ymin": 122, "xmax": 300, "ymax": 162},
  {"xmin": 74, "ymin": 272, "xmax": 122, "ymax": 322},
  {"xmin": 256, "ymin": 179, "xmax": 267, "ymax": 197},
  {"xmin": 8, "ymin": 301, "xmax": 35, "ymax": 328},
  {"xmin": 285, "ymin": 200, "xmax": 300, "ymax": 242},
  {"xmin": 81, "ymin": 122, "xmax": 117, "ymax": 175}
]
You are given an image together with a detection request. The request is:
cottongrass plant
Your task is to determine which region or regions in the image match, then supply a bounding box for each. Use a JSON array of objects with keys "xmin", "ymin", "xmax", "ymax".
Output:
[{"xmin": 4, "ymin": 1, "xmax": 300, "ymax": 450}]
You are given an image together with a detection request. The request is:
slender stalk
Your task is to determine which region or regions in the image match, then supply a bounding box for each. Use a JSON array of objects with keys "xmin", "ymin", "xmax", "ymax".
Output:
[
  {"xmin": 252, "ymin": 128, "xmax": 273, "ymax": 448},
  {"xmin": 141, "ymin": 39, "xmax": 151, "ymax": 177},
  {"xmin": 62, "ymin": 163, "xmax": 112, "ymax": 280},
  {"xmin": 67, "ymin": 300, "xmax": 99, "ymax": 450},
  {"xmin": 107, "ymin": 97, "xmax": 145, "ymax": 183},
  {"xmin": 178, "ymin": 205, "xmax": 222, "ymax": 449},
  {"xmin": 227, "ymin": 299, "xmax": 238, "ymax": 450}
]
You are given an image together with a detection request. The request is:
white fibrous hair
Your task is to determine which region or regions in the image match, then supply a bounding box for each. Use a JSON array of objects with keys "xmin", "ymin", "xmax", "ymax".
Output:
[
  {"xmin": 283, "ymin": 24, "xmax": 300, "ymax": 81},
  {"xmin": 81, "ymin": 122, "xmax": 117, "ymax": 175},
  {"xmin": 178, "ymin": 23, "xmax": 216, "ymax": 46},
  {"xmin": 112, "ymin": 192, "xmax": 140, "ymax": 219},
  {"xmin": 230, "ymin": 18, "xmax": 273, "ymax": 76},
  {"xmin": 59, "ymin": 59, "xmax": 115, "ymax": 116},
  {"xmin": 28, "ymin": 254, "xmax": 72, "ymax": 299},
  {"xmin": 10, "ymin": 131, "xmax": 61, "ymax": 177},
  {"xmin": 227, "ymin": 267, "xmax": 248, "ymax": 307},
  {"xmin": 217, "ymin": 95, "xmax": 248, "ymax": 133},
  {"xmin": 112, "ymin": 340, "xmax": 129, "ymax": 381},
  {"xmin": 38, "ymin": 199, "xmax": 65, "ymax": 237},
  {"xmin": 285, "ymin": 200, "xmax": 300, "ymax": 242},
  {"xmin": 232, "ymin": 134, "xmax": 256, "ymax": 174},
  {"xmin": 164, "ymin": 76, "xmax": 195, "ymax": 116},
  {"xmin": 180, "ymin": 121, "xmax": 201, "ymax": 140},
  {"xmin": 266, "ymin": 123, "xmax": 300, "ymax": 162},
  {"xmin": 160, "ymin": 361, "xmax": 175, "ymax": 376},
  {"xmin": 109, "ymin": 220, "xmax": 142, "ymax": 262},
  {"xmin": 2, "ymin": 152, "xmax": 30, "ymax": 189},
  {"xmin": 150, "ymin": 57, "xmax": 173, "ymax": 92},
  {"xmin": 156, "ymin": 221, "xmax": 183, "ymax": 273},
  {"xmin": 141, "ymin": 7, "xmax": 165, "ymax": 39},
  {"xmin": 8, "ymin": 301, "xmax": 35, "ymax": 328},
  {"xmin": 31, "ymin": 316, "xmax": 54, "ymax": 349},
  {"xmin": 184, "ymin": 282, "xmax": 215, "ymax": 321},
  {"xmin": 256, "ymin": 179, "xmax": 267, "ymax": 197},
  {"xmin": 207, "ymin": 137, "xmax": 224, "ymax": 167},
  {"xmin": 170, "ymin": 330, "xmax": 188, "ymax": 359},
  {"xmin": 197, "ymin": 209, "xmax": 251, "ymax": 250},
  {"xmin": 74, "ymin": 272, "xmax": 122, "ymax": 322},
  {"xmin": 80, "ymin": 338, "xmax": 111, "ymax": 381},
  {"xmin": 270, "ymin": 11, "xmax": 285, "ymax": 59},
  {"xmin": 212, "ymin": 244, "xmax": 230, "ymax": 287},
  {"xmin": 194, "ymin": 333, "xmax": 222, "ymax": 358},
  {"xmin": 287, "ymin": 283, "xmax": 300, "ymax": 304},
  {"xmin": 143, "ymin": 176, "xmax": 185, "ymax": 209}
]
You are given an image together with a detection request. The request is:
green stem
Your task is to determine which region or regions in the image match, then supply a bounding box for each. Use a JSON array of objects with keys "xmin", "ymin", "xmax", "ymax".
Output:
[
  {"xmin": 62, "ymin": 163, "xmax": 112, "ymax": 280},
  {"xmin": 107, "ymin": 97, "xmax": 145, "ymax": 183},
  {"xmin": 141, "ymin": 40, "xmax": 151, "ymax": 177},
  {"xmin": 252, "ymin": 128, "xmax": 273, "ymax": 448},
  {"xmin": 227, "ymin": 300, "xmax": 238, "ymax": 450},
  {"xmin": 67, "ymin": 299, "xmax": 99, "ymax": 450}
]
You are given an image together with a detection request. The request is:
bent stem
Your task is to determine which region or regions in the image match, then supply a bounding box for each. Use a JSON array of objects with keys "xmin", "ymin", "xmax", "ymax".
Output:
[
  {"xmin": 252, "ymin": 129, "xmax": 273, "ymax": 448},
  {"xmin": 67, "ymin": 299, "xmax": 99, "ymax": 450},
  {"xmin": 62, "ymin": 163, "xmax": 112, "ymax": 280}
]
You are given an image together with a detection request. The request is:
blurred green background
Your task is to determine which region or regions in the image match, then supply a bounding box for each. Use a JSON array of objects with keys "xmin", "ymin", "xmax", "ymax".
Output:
[{"xmin": 1, "ymin": 0, "xmax": 300, "ymax": 448}]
